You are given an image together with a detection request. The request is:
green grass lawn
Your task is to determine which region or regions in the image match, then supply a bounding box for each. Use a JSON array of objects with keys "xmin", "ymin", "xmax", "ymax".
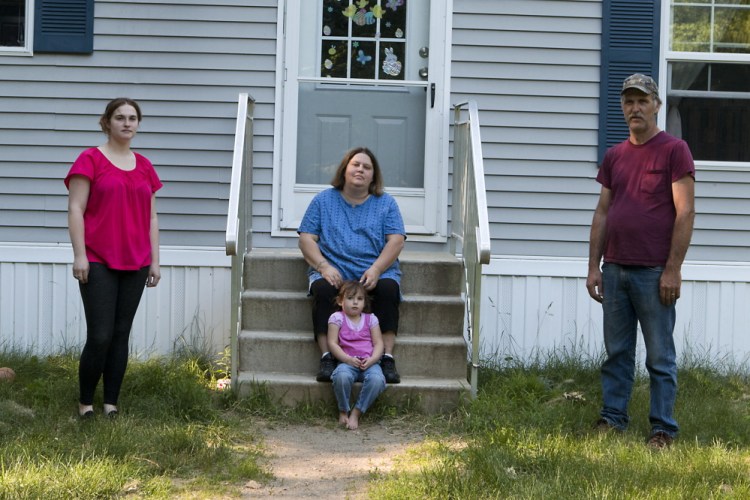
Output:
[{"xmin": 1, "ymin": 348, "xmax": 749, "ymax": 499}]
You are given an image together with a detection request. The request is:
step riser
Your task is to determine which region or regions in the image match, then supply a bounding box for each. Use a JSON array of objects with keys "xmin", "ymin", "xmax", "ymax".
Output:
[
  {"xmin": 245, "ymin": 252, "xmax": 463, "ymax": 295},
  {"xmin": 236, "ymin": 377, "xmax": 469, "ymax": 415},
  {"xmin": 239, "ymin": 333, "xmax": 467, "ymax": 379},
  {"xmin": 243, "ymin": 296, "xmax": 465, "ymax": 335}
]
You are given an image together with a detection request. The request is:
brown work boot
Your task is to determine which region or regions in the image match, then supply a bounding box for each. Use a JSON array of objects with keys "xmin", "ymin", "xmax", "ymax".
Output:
[
  {"xmin": 646, "ymin": 431, "xmax": 674, "ymax": 450},
  {"xmin": 593, "ymin": 418, "xmax": 618, "ymax": 433}
]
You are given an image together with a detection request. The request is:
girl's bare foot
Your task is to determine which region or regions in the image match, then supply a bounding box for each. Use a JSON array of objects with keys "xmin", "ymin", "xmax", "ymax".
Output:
[
  {"xmin": 347, "ymin": 408, "xmax": 361, "ymax": 430},
  {"xmin": 338, "ymin": 411, "xmax": 349, "ymax": 426}
]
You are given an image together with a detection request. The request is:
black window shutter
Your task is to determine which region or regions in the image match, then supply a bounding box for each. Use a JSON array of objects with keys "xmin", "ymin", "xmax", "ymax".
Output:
[
  {"xmin": 34, "ymin": 0, "xmax": 94, "ymax": 54},
  {"xmin": 598, "ymin": 0, "xmax": 661, "ymax": 162}
]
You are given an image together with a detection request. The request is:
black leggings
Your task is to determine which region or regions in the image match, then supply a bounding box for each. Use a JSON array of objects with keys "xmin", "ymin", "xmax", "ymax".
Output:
[
  {"xmin": 78, "ymin": 262, "xmax": 148, "ymax": 406},
  {"xmin": 311, "ymin": 278, "xmax": 401, "ymax": 338}
]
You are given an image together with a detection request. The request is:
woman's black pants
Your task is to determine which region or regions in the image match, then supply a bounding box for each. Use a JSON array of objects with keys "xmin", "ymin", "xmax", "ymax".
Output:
[{"xmin": 78, "ymin": 262, "xmax": 148, "ymax": 406}]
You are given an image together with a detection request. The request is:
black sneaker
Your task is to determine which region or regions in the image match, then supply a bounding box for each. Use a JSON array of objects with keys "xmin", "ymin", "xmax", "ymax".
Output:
[
  {"xmin": 316, "ymin": 353, "xmax": 336, "ymax": 382},
  {"xmin": 380, "ymin": 356, "xmax": 401, "ymax": 384}
]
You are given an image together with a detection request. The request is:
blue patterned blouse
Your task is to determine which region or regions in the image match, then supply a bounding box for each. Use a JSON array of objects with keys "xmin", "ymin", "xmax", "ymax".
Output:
[{"xmin": 298, "ymin": 188, "xmax": 405, "ymax": 286}]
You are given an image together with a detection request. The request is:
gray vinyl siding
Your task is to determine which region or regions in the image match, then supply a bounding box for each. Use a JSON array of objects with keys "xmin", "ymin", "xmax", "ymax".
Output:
[
  {"xmin": 692, "ymin": 169, "xmax": 750, "ymax": 260},
  {"xmin": 451, "ymin": 0, "xmax": 603, "ymax": 258},
  {"xmin": 0, "ymin": 0, "xmax": 278, "ymax": 247}
]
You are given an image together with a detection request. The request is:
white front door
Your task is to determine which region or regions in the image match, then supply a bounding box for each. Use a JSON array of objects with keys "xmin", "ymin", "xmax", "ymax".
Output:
[{"xmin": 275, "ymin": 0, "xmax": 449, "ymax": 238}]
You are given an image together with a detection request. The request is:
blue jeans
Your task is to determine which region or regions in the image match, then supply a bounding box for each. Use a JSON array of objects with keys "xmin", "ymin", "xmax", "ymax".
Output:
[
  {"xmin": 600, "ymin": 263, "xmax": 678, "ymax": 437},
  {"xmin": 331, "ymin": 362, "xmax": 386, "ymax": 414}
]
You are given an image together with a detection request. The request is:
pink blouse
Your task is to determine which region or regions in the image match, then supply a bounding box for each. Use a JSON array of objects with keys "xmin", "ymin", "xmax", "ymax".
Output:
[{"xmin": 65, "ymin": 147, "xmax": 162, "ymax": 270}]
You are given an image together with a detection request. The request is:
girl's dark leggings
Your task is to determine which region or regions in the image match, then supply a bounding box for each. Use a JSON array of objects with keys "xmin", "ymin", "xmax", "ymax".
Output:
[{"xmin": 78, "ymin": 262, "xmax": 148, "ymax": 406}]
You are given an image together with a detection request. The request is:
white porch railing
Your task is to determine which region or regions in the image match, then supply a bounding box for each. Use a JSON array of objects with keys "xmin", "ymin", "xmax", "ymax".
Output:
[
  {"xmin": 452, "ymin": 100, "xmax": 492, "ymax": 398},
  {"xmin": 225, "ymin": 93, "xmax": 255, "ymax": 384}
]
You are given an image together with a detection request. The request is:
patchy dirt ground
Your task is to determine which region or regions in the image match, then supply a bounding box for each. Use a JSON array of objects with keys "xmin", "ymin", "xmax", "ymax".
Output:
[{"xmin": 241, "ymin": 418, "xmax": 427, "ymax": 499}]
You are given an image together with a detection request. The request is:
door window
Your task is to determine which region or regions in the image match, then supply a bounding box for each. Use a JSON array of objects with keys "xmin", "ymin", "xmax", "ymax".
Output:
[{"xmin": 320, "ymin": 0, "xmax": 408, "ymax": 80}]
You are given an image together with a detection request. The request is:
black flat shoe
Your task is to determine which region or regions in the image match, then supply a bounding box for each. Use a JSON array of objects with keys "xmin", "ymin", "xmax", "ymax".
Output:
[
  {"xmin": 79, "ymin": 410, "xmax": 94, "ymax": 419},
  {"xmin": 104, "ymin": 409, "xmax": 118, "ymax": 419}
]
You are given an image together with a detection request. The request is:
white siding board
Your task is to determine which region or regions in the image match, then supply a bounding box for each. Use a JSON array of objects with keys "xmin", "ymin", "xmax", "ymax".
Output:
[
  {"xmin": 487, "ymin": 176, "xmax": 598, "ymax": 194},
  {"xmin": 480, "ymin": 259, "xmax": 750, "ymax": 364},
  {"xmin": 452, "ymin": 62, "xmax": 601, "ymax": 82},
  {"xmin": 97, "ymin": 3, "xmax": 272, "ymax": 22},
  {"xmin": 0, "ymin": 68, "xmax": 269, "ymax": 86},
  {"xmin": 116, "ymin": 0, "xmax": 269, "ymax": 6},
  {"xmin": 450, "ymin": 94, "xmax": 600, "ymax": 114},
  {"xmin": 491, "ymin": 128, "xmax": 598, "ymax": 147},
  {"xmin": 2, "ymin": 131, "xmax": 234, "ymax": 152},
  {"xmin": 456, "ymin": 32, "xmax": 601, "ymax": 52},
  {"xmin": 694, "ymin": 214, "xmax": 750, "ymax": 231},
  {"xmin": 94, "ymin": 36, "xmax": 277, "ymax": 54},
  {"xmin": 492, "ymin": 224, "xmax": 589, "ymax": 242},
  {"xmin": 454, "ymin": 1, "xmax": 601, "ymax": 18},
  {"xmin": 494, "ymin": 160, "xmax": 599, "ymax": 178},
  {"xmin": 492, "ymin": 208, "xmax": 595, "ymax": 226},
  {"xmin": 0, "ymin": 84, "xmax": 274, "ymax": 105},
  {"xmin": 452, "ymin": 47, "xmax": 600, "ymax": 67},
  {"xmin": 453, "ymin": 15, "xmax": 601, "ymax": 34},
  {"xmin": 488, "ymin": 192, "xmax": 597, "ymax": 210},
  {"xmin": 481, "ymin": 143, "xmax": 597, "ymax": 163},
  {"xmin": 0, "ymin": 260, "xmax": 231, "ymax": 357},
  {"xmin": 451, "ymin": 79, "xmax": 601, "ymax": 100},
  {"xmin": 480, "ymin": 111, "xmax": 598, "ymax": 130}
]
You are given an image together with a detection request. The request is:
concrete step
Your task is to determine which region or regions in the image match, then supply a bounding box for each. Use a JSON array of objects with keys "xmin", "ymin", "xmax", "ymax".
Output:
[
  {"xmin": 238, "ymin": 330, "xmax": 467, "ymax": 379},
  {"xmin": 237, "ymin": 248, "xmax": 468, "ymax": 415},
  {"xmin": 245, "ymin": 249, "xmax": 463, "ymax": 296},
  {"xmin": 235, "ymin": 372, "xmax": 470, "ymax": 414},
  {"xmin": 242, "ymin": 290, "xmax": 465, "ymax": 335}
]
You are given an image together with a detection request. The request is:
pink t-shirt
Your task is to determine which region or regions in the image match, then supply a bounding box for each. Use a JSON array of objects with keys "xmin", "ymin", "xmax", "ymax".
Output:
[
  {"xmin": 328, "ymin": 311, "xmax": 380, "ymax": 358},
  {"xmin": 597, "ymin": 131, "xmax": 695, "ymax": 266},
  {"xmin": 65, "ymin": 147, "xmax": 162, "ymax": 270}
]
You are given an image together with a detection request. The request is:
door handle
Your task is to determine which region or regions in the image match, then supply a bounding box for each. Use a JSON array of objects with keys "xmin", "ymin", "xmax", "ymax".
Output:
[{"xmin": 430, "ymin": 83, "xmax": 435, "ymax": 108}]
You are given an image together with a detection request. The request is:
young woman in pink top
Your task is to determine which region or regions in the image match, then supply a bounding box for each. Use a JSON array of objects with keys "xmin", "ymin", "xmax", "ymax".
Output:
[{"xmin": 65, "ymin": 98, "xmax": 162, "ymax": 419}]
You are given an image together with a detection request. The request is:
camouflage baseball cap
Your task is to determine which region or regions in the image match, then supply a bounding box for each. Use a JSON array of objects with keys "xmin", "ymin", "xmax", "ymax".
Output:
[{"xmin": 621, "ymin": 73, "xmax": 659, "ymax": 96}]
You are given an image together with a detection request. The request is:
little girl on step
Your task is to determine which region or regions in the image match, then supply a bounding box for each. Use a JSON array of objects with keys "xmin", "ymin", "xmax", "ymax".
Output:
[{"xmin": 328, "ymin": 280, "xmax": 387, "ymax": 430}]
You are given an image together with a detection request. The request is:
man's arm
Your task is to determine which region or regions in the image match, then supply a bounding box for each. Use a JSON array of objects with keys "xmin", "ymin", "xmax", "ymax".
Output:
[
  {"xmin": 659, "ymin": 175, "xmax": 695, "ymax": 305},
  {"xmin": 586, "ymin": 187, "xmax": 611, "ymax": 303}
]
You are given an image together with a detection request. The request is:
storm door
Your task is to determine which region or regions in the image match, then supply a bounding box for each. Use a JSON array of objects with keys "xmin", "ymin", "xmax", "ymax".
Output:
[{"xmin": 276, "ymin": 0, "xmax": 448, "ymax": 236}]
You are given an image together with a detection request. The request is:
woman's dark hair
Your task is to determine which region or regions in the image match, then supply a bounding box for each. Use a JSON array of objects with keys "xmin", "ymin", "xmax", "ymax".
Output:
[
  {"xmin": 336, "ymin": 280, "xmax": 371, "ymax": 313},
  {"xmin": 99, "ymin": 97, "xmax": 142, "ymax": 135},
  {"xmin": 330, "ymin": 146, "xmax": 384, "ymax": 196}
]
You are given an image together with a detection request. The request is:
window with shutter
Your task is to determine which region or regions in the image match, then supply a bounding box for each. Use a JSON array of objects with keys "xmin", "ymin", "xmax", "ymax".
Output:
[
  {"xmin": 34, "ymin": 0, "xmax": 94, "ymax": 54},
  {"xmin": 597, "ymin": 0, "xmax": 662, "ymax": 163}
]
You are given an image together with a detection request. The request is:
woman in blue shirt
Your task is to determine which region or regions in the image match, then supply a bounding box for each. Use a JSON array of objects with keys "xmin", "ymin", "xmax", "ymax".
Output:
[{"xmin": 298, "ymin": 147, "xmax": 406, "ymax": 384}]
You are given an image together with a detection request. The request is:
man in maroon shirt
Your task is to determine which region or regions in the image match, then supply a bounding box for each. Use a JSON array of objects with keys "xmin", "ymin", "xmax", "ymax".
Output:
[{"xmin": 586, "ymin": 74, "xmax": 695, "ymax": 449}]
